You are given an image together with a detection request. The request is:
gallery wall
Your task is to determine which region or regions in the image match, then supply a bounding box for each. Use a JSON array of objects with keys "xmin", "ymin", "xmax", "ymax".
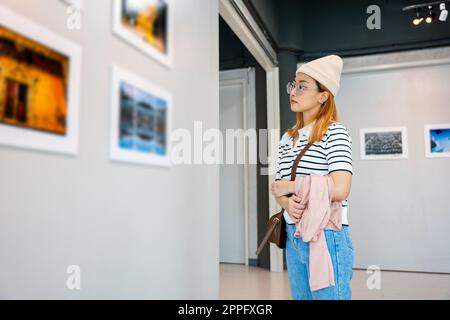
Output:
[
  {"xmin": 335, "ymin": 48, "xmax": 450, "ymax": 273},
  {"xmin": 0, "ymin": 0, "xmax": 220, "ymax": 298}
]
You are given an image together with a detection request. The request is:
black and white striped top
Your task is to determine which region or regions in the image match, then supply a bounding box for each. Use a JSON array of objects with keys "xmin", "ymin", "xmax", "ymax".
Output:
[{"xmin": 275, "ymin": 121, "xmax": 353, "ymax": 225}]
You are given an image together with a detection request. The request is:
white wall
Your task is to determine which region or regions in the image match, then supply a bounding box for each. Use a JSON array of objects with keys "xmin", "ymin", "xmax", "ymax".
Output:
[
  {"xmin": 0, "ymin": 0, "xmax": 219, "ymax": 299},
  {"xmin": 336, "ymin": 48, "xmax": 450, "ymax": 273}
]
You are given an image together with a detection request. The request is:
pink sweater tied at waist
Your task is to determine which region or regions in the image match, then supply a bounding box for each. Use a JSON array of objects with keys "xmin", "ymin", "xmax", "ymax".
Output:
[{"xmin": 293, "ymin": 174, "xmax": 343, "ymax": 291}]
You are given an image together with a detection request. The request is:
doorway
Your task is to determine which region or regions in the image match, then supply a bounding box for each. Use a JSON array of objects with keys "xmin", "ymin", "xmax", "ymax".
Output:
[
  {"xmin": 219, "ymin": 0, "xmax": 283, "ymax": 271},
  {"xmin": 219, "ymin": 68, "xmax": 255, "ymax": 265}
]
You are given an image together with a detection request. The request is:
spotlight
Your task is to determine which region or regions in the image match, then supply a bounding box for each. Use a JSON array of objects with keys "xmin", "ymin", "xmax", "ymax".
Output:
[
  {"xmin": 426, "ymin": 5, "xmax": 436, "ymax": 23},
  {"xmin": 413, "ymin": 8, "xmax": 424, "ymax": 25},
  {"xmin": 439, "ymin": 3, "xmax": 448, "ymax": 21}
]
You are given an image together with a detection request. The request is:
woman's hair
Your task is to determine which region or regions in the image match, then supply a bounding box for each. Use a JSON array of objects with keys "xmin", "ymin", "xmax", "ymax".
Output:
[{"xmin": 287, "ymin": 80, "xmax": 340, "ymax": 143}]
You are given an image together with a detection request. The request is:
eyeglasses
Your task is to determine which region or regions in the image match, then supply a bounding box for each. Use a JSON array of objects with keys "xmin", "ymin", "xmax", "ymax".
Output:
[{"xmin": 286, "ymin": 81, "xmax": 319, "ymax": 95}]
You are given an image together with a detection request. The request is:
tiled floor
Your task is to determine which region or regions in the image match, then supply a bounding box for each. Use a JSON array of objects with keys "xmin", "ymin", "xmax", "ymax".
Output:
[{"xmin": 219, "ymin": 263, "xmax": 450, "ymax": 300}]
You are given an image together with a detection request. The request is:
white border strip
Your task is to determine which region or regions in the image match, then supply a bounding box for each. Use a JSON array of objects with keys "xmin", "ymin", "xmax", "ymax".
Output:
[{"xmin": 342, "ymin": 47, "xmax": 450, "ymax": 74}]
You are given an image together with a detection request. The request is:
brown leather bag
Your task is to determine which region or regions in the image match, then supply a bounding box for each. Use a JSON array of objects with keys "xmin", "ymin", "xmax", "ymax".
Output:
[{"xmin": 255, "ymin": 142, "xmax": 313, "ymax": 256}]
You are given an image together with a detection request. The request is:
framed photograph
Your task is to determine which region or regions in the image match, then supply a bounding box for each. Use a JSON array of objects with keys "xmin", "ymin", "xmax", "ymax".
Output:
[
  {"xmin": 424, "ymin": 124, "xmax": 450, "ymax": 158},
  {"xmin": 110, "ymin": 65, "xmax": 172, "ymax": 167},
  {"xmin": 112, "ymin": 0, "xmax": 173, "ymax": 69},
  {"xmin": 360, "ymin": 126, "xmax": 408, "ymax": 160},
  {"xmin": 0, "ymin": 5, "xmax": 81, "ymax": 155}
]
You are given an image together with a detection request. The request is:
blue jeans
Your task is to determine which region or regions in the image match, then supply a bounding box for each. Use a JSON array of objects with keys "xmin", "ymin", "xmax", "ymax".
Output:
[{"xmin": 285, "ymin": 223, "xmax": 354, "ymax": 300}]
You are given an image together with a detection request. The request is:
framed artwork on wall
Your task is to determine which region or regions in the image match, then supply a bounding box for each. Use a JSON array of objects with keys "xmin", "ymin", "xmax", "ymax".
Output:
[
  {"xmin": 110, "ymin": 65, "xmax": 172, "ymax": 167},
  {"xmin": 0, "ymin": 5, "xmax": 82, "ymax": 155},
  {"xmin": 360, "ymin": 126, "xmax": 408, "ymax": 160},
  {"xmin": 112, "ymin": 0, "xmax": 173, "ymax": 69},
  {"xmin": 424, "ymin": 124, "xmax": 450, "ymax": 158}
]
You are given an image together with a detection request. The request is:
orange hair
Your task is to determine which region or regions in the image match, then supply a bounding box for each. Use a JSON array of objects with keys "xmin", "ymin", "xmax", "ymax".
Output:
[{"xmin": 287, "ymin": 80, "xmax": 340, "ymax": 144}]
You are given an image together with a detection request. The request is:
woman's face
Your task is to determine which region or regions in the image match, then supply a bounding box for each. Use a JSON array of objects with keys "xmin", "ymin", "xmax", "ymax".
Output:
[{"xmin": 289, "ymin": 72, "xmax": 327, "ymax": 113}]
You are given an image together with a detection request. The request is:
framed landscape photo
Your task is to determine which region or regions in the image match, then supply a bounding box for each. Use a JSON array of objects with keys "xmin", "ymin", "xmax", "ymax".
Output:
[
  {"xmin": 0, "ymin": 5, "xmax": 82, "ymax": 155},
  {"xmin": 360, "ymin": 126, "xmax": 408, "ymax": 160},
  {"xmin": 112, "ymin": 0, "xmax": 173, "ymax": 69},
  {"xmin": 110, "ymin": 65, "xmax": 172, "ymax": 167},
  {"xmin": 424, "ymin": 124, "xmax": 450, "ymax": 158}
]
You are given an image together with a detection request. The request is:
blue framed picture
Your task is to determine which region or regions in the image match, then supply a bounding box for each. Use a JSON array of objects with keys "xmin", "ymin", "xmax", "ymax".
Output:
[
  {"xmin": 110, "ymin": 65, "xmax": 172, "ymax": 167},
  {"xmin": 425, "ymin": 124, "xmax": 450, "ymax": 158}
]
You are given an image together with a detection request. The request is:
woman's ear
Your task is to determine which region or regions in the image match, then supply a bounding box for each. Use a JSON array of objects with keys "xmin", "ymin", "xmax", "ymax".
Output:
[{"xmin": 319, "ymin": 92, "xmax": 329, "ymax": 104}]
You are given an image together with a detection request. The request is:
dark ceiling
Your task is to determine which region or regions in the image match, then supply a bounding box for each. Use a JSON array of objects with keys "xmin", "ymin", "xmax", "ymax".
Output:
[{"xmin": 220, "ymin": 0, "xmax": 450, "ymax": 70}]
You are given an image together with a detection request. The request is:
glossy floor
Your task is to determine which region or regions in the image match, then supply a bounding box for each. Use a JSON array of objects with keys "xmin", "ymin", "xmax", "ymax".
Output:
[{"xmin": 219, "ymin": 263, "xmax": 450, "ymax": 300}]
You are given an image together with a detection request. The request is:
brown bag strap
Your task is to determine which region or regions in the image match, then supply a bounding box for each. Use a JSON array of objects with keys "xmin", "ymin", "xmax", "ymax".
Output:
[
  {"xmin": 290, "ymin": 142, "xmax": 314, "ymax": 181},
  {"xmin": 255, "ymin": 141, "xmax": 314, "ymax": 256},
  {"xmin": 255, "ymin": 221, "xmax": 278, "ymax": 256}
]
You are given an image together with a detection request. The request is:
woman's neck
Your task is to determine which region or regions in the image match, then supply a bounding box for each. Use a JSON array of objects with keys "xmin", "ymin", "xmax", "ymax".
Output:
[
  {"xmin": 303, "ymin": 107, "xmax": 319, "ymax": 126},
  {"xmin": 304, "ymin": 118, "xmax": 316, "ymax": 127}
]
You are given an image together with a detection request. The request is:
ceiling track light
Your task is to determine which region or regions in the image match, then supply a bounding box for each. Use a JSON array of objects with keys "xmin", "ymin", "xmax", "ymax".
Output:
[
  {"xmin": 403, "ymin": 1, "xmax": 450, "ymax": 25},
  {"xmin": 413, "ymin": 8, "xmax": 424, "ymax": 25},
  {"xmin": 426, "ymin": 5, "xmax": 435, "ymax": 23}
]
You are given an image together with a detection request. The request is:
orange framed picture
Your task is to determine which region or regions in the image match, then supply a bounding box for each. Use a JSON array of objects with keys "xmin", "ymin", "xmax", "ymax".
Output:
[
  {"xmin": 113, "ymin": 0, "xmax": 173, "ymax": 69},
  {"xmin": 0, "ymin": 5, "xmax": 82, "ymax": 155}
]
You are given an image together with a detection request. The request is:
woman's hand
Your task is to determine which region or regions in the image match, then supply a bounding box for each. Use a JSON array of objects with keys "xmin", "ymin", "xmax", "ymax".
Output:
[
  {"xmin": 271, "ymin": 181, "xmax": 295, "ymax": 197},
  {"xmin": 287, "ymin": 195, "xmax": 305, "ymax": 223}
]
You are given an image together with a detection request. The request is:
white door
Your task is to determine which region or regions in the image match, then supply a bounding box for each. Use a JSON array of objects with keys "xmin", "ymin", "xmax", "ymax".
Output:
[{"xmin": 219, "ymin": 82, "xmax": 245, "ymax": 264}]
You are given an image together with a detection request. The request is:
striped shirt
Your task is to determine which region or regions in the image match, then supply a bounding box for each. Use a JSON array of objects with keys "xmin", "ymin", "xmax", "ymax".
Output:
[{"xmin": 275, "ymin": 122, "xmax": 353, "ymax": 225}]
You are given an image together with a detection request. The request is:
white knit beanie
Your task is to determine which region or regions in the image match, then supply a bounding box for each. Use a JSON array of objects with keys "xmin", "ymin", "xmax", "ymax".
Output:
[{"xmin": 296, "ymin": 55, "xmax": 343, "ymax": 96}]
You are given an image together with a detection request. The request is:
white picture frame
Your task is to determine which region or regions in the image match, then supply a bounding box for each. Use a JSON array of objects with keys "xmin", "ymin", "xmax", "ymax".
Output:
[
  {"xmin": 112, "ymin": 0, "xmax": 173, "ymax": 69},
  {"xmin": 424, "ymin": 124, "xmax": 450, "ymax": 158},
  {"xmin": 0, "ymin": 5, "xmax": 82, "ymax": 156},
  {"xmin": 360, "ymin": 126, "xmax": 408, "ymax": 160},
  {"xmin": 110, "ymin": 65, "xmax": 172, "ymax": 167}
]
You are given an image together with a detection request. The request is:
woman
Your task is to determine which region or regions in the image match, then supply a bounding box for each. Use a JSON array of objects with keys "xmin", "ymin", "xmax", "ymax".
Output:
[{"xmin": 270, "ymin": 55, "xmax": 354, "ymax": 300}]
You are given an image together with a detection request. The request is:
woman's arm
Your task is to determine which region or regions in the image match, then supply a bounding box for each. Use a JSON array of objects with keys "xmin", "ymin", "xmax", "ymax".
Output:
[
  {"xmin": 329, "ymin": 171, "xmax": 352, "ymax": 201},
  {"xmin": 275, "ymin": 194, "xmax": 303, "ymax": 223},
  {"xmin": 272, "ymin": 172, "xmax": 352, "ymax": 201},
  {"xmin": 275, "ymin": 195, "xmax": 289, "ymax": 211},
  {"xmin": 271, "ymin": 180, "xmax": 295, "ymax": 197},
  {"xmin": 325, "ymin": 124, "xmax": 353, "ymax": 201},
  {"xmin": 272, "ymin": 133, "xmax": 294, "ymax": 208}
]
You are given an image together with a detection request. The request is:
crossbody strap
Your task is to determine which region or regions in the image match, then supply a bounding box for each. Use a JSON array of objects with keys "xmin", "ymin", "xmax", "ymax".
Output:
[
  {"xmin": 256, "ymin": 143, "xmax": 312, "ymax": 255},
  {"xmin": 290, "ymin": 142, "xmax": 314, "ymax": 181},
  {"xmin": 254, "ymin": 141, "xmax": 314, "ymax": 256}
]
